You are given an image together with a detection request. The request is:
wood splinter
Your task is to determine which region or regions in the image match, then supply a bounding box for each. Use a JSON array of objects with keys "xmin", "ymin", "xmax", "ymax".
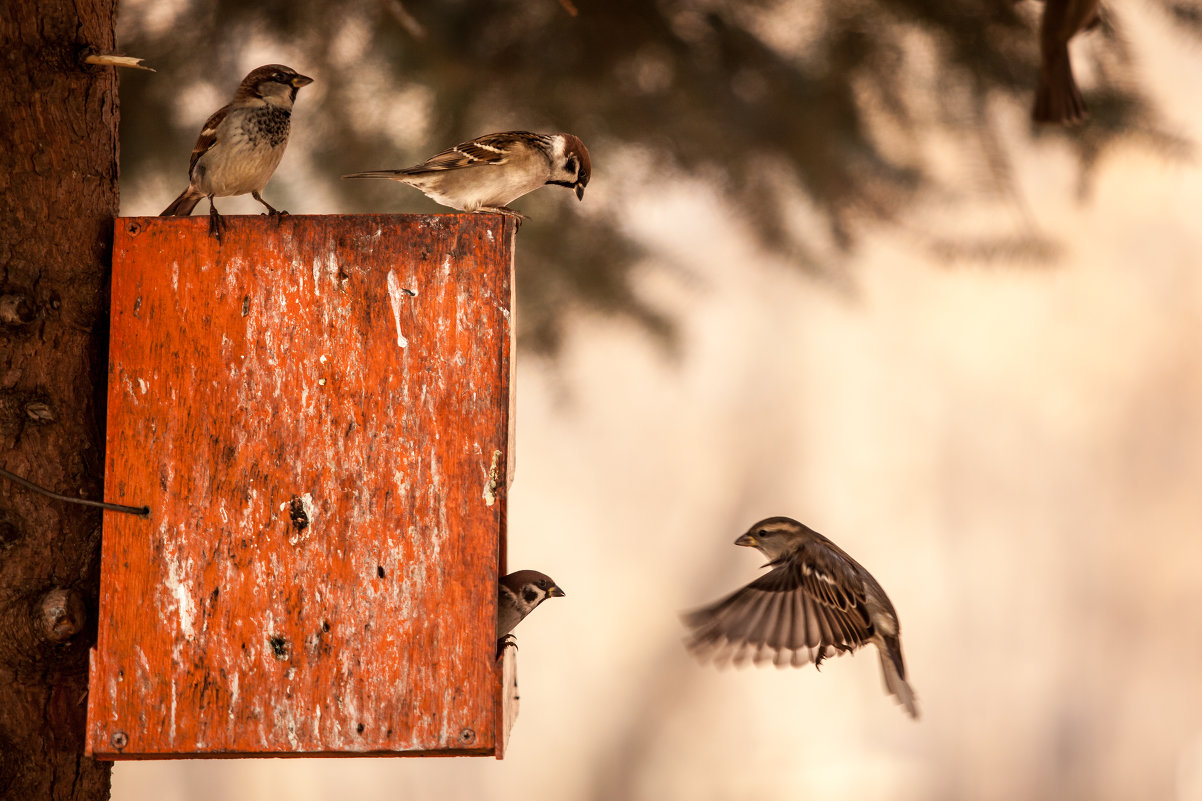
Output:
[{"xmin": 83, "ymin": 53, "xmax": 154, "ymax": 72}]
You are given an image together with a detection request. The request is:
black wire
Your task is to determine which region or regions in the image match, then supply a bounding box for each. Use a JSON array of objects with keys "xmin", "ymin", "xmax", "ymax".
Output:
[{"xmin": 0, "ymin": 466, "xmax": 150, "ymax": 517}]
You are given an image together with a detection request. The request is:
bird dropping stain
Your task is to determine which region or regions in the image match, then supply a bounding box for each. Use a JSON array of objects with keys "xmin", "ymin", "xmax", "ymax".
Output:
[
  {"xmin": 482, "ymin": 449, "xmax": 503, "ymax": 506},
  {"xmin": 386, "ymin": 270, "xmax": 411, "ymax": 348}
]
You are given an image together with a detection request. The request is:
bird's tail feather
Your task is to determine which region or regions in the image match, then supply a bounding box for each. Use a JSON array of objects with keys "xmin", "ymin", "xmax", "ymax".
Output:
[
  {"xmin": 160, "ymin": 188, "xmax": 203, "ymax": 217},
  {"xmin": 878, "ymin": 636, "xmax": 919, "ymax": 719},
  {"xmin": 1033, "ymin": 50, "xmax": 1087, "ymax": 125},
  {"xmin": 342, "ymin": 170, "xmax": 407, "ymax": 180}
]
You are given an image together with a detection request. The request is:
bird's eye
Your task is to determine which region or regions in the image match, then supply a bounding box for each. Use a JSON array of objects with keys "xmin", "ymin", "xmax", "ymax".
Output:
[
  {"xmin": 537, "ymin": 580, "xmax": 549, "ymax": 589},
  {"xmin": 756, "ymin": 529, "xmax": 768, "ymax": 538},
  {"xmin": 274, "ymin": 73, "xmax": 285, "ymax": 82}
]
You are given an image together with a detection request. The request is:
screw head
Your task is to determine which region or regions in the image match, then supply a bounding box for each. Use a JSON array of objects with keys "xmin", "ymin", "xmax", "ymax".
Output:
[
  {"xmin": 459, "ymin": 728, "xmax": 476, "ymax": 745},
  {"xmin": 110, "ymin": 730, "xmax": 129, "ymax": 750}
]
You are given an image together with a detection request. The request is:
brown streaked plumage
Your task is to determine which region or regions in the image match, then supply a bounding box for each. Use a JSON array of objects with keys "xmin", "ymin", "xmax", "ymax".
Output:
[
  {"xmin": 682, "ymin": 516, "xmax": 918, "ymax": 719},
  {"xmin": 161, "ymin": 64, "xmax": 313, "ymax": 235},
  {"xmin": 343, "ymin": 131, "xmax": 591, "ymax": 222}
]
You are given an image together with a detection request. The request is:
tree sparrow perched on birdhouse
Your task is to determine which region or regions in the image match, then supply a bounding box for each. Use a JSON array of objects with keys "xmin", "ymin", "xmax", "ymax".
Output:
[
  {"xmin": 682, "ymin": 516, "xmax": 919, "ymax": 719},
  {"xmin": 343, "ymin": 131, "xmax": 591, "ymax": 221},
  {"xmin": 160, "ymin": 64, "xmax": 313, "ymax": 235},
  {"xmin": 1033, "ymin": 0, "xmax": 1101, "ymax": 124},
  {"xmin": 497, "ymin": 570, "xmax": 565, "ymax": 654}
]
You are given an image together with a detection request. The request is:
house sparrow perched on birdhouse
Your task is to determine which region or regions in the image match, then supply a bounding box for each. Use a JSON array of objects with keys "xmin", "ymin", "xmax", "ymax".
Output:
[
  {"xmin": 497, "ymin": 570, "xmax": 565, "ymax": 654},
  {"xmin": 1033, "ymin": 0, "xmax": 1101, "ymax": 124},
  {"xmin": 160, "ymin": 64, "xmax": 313, "ymax": 235},
  {"xmin": 682, "ymin": 516, "xmax": 918, "ymax": 719},
  {"xmin": 343, "ymin": 131, "xmax": 591, "ymax": 221}
]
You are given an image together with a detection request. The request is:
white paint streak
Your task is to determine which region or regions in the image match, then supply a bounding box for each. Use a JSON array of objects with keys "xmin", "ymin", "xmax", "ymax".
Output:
[
  {"xmin": 386, "ymin": 270, "xmax": 410, "ymax": 348},
  {"xmin": 311, "ymin": 251, "xmax": 341, "ymax": 297},
  {"xmin": 137, "ymin": 377, "xmax": 148, "ymax": 394},
  {"xmin": 163, "ymin": 545, "xmax": 196, "ymax": 640},
  {"xmin": 228, "ymin": 672, "xmax": 239, "ymax": 714}
]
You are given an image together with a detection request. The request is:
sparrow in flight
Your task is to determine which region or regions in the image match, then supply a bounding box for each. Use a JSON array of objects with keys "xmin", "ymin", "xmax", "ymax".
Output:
[{"xmin": 682, "ymin": 516, "xmax": 918, "ymax": 719}]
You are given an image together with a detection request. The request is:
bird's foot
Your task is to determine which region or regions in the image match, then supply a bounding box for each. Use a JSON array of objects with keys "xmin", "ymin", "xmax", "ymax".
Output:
[
  {"xmin": 207, "ymin": 203, "xmax": 225, "ymax": 240},
  {"xmin": 495, "ymin": 635, "xmax": 518, "ymax": 659},
  {"xmin": 252, "ymin": 190, "xmax": 286, "ymax": 217},
  {"xmin": 481, "ymin": 207, "xmax": 530, "ymax": 227}
]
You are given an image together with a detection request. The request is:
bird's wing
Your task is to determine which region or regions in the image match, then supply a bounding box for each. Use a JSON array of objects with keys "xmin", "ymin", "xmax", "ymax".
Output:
[
  {"xmin": 681, "ymin": 551, "xmax": 874, "ymax": 669},
  {"xmin": 409, "ymin": 138, "xmax": 511, "ymax": 173},
  {"xmin": 402, "ymin": 132, "xmax": 550, "ymax": 174},
  {"xmin": 188, "ymin": 104, "xmax": 231, "ymax": 176}
]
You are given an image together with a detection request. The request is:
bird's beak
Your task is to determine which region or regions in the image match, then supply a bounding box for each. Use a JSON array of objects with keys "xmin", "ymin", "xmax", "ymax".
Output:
[
  {"xmin": 735, "ymin": 533, "xmax": 757, "ymax": 548},
  {"xmin": 548, "ymin": 585, "xmax": 566, "ymax": 598},
  {"xmin": 291, "ymin": 74, "xmax": 314, "ymax": 88},
  {"xmin": 574, "ymin": 182, "xmax": 586, "ymax": 201}
]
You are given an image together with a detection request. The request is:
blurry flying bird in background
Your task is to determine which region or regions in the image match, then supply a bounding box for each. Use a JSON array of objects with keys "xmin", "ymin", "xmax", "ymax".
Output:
[{"xmin": 1033, "ymin": 0, "xmax": 1101, "ymax": 124}]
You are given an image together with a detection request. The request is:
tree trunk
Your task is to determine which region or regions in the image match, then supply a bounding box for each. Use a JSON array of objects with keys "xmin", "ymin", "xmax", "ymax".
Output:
[{"xmin": 0, "ymin": 1, "xmax": 119, "ymax": 799}]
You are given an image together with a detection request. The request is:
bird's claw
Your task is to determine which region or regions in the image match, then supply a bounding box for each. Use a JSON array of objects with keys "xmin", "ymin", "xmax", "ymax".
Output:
[
  {"xmin": 495, "ymin": 635, "xmax": 518, "ymax": 659},
  {"xmin": 207, "ymin": 206, "xmax": 225, "ymax": 240},
  {"xmin": 481, "ymin": 207, "xmax": 530, "ymax": 229}
]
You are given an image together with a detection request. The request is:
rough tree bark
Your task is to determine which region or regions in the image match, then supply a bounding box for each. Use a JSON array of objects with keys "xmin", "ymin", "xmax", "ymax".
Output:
[{"xmin": 0, "ymin": 1, "xmax": 119, "ymax": 799}]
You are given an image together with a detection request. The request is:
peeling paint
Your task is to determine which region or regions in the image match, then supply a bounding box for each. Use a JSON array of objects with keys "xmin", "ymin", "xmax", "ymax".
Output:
[
  {"xmin": 386, "ymin": 270, "xmax": 410, "ymax": 348},
  {"xmin": 281, "ymin": 493, "xmax": 316, "ymax": 546}
]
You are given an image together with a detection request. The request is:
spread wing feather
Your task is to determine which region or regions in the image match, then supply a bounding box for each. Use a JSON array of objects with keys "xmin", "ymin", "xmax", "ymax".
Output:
[{"xmin": 682, "ymin": 553, "xmax": 875, "ymax": 669}]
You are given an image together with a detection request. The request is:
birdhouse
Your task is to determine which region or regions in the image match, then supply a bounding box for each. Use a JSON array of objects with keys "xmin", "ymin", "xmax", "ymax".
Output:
[{"xmin": 86, "ymin": 214, "xmax": 519, "ymax": 759}]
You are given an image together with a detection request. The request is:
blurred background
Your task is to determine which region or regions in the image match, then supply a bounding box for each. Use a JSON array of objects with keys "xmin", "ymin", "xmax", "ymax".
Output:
[{"xmin": 112, "ymin": 0, "xmax": 1202, "ymax": 798}]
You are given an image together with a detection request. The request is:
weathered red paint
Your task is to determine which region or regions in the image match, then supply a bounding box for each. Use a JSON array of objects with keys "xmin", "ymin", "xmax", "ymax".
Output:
[{"xmin": 87, "ymin": 214, "xmax": 516, "ymax": 758}]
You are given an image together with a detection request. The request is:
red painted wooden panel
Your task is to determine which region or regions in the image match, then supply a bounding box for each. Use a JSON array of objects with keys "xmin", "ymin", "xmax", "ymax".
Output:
[{"xmin": 87, "ymin": 214, "xmax": 516, "ymax": 758}]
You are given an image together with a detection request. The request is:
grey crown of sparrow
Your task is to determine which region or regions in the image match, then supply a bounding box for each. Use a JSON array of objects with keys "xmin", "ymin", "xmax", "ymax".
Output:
[
  {"xmin": 161, "ymin": 64, "xmax": 313, "ymax": 236},
  {"xmin": 343, "ymin": 131, "xmax": 591, "ymax": 222},
  {"xmin": 497, "ymin": 570, "xmax": 565, "ymax": 647},
  {"xmin": 682, "ymin": 516, "xmax": 918, "ymax": 719}
]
